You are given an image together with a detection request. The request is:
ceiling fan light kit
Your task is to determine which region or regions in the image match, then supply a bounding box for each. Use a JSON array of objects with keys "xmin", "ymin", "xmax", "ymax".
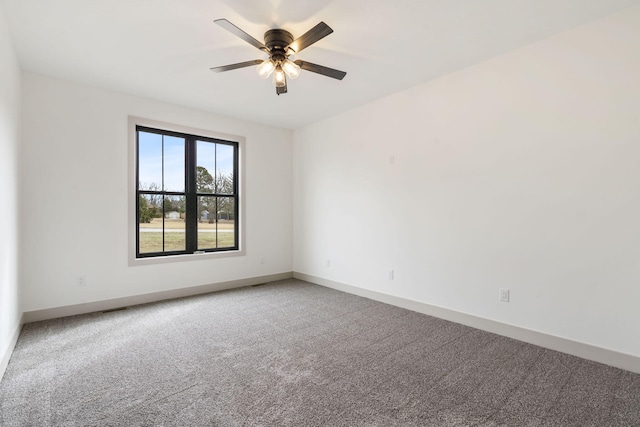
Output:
[
  {"xmin": 210, "ymin": 19, "xmax": 347, "ymax": 95},
  {"xmin": 256, "ymin": 60, "xmax": 275, "ymax": 79},
  {"xmin": 273, "ymin": 65, "xmax": 287, "ymax": 87},
  {"xmin": 281, "ymin": 60, "xmax": 301, "ymax": 79}
]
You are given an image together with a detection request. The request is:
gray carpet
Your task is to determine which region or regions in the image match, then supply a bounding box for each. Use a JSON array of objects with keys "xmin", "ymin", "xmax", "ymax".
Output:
[{"xmin": 1, "ymin": 279, "xmax": 638, "ymax": 426}]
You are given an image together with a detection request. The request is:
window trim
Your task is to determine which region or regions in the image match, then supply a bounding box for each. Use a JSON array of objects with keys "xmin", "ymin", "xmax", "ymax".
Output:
[{"xmin": 128, "ymin": 116, "xmax": 245, "ymax": 266}]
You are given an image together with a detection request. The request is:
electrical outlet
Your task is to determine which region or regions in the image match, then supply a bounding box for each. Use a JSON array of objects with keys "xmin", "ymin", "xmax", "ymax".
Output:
[
  {"xmin": 499, "ymin": 288, "xmax": 510, "ymax": 302},
  {"xmin": 260, "ymin": 256, "xmax": 265, "ymax": 264},
  {"xmin": 77, "ymin": 276, "xmax": 86, "ymax": 287},
  {"xmin": 388, "ymin": 270, "xmax": 394, "ymax": 280},
  {"xmin": 326, "ymin": 259, "xmax": 331, "ymax": 267}
]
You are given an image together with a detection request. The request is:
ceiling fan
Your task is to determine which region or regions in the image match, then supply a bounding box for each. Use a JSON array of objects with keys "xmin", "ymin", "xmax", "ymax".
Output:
[{"xmin": 210, "ymin": 19, "xmax": 347, "ymax": 95}]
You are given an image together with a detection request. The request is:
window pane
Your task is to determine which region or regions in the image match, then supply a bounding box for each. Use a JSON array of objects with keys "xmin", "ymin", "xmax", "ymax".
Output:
[
  {"xmin": 196, "ymin": 140, "xmax": 215, "ymax": 193},
  {"xmin": 164, "ymin": 196, "xmax": 187, "ymax": 251},
  {"xmin": 163, "ymin": 136, "xmax": 185, "ymax": 192},
  {"xmin": 216, "ymin": 144, "xmax": 234, "ymax": 194},
  {"xmin": 138, "ymin": 194, "xmax": 162, "ymax": 253},
  {"xmin": 163, "ymin": 195, "xmax": 185, "ymax": 251},
  {"xmin": 197, "ymin": 196, "xmax": 216, "ymax": 249},
  {"xmin": 138, "ymin": 132, "xmax": 162, "ymax": 191},
  {"xmin": 217, "ymin": 197, "xmax": 235, "ymax": 248}
]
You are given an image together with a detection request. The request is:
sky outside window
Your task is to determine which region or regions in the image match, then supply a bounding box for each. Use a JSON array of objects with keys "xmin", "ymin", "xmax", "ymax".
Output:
[{"xmin": 138, "ymin": 131, "xmax": 185, "ymax": 191}]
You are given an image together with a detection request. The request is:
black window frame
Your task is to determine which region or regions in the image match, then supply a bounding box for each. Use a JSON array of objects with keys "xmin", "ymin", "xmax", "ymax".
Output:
[{"xmin": 135, "ymin": 125, "xmax": 239, "ymax": 258}]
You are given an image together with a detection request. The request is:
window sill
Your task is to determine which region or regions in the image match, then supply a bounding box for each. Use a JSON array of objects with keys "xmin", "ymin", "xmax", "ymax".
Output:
[{"xmin": 129, "ymin": 248, "xmax": 245, "ymax": 267}]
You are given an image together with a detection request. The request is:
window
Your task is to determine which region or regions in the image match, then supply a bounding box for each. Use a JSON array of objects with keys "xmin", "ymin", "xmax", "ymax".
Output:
[{"xmin": 135, "ymin": 125, "xmax": 239, "ymax": 258}]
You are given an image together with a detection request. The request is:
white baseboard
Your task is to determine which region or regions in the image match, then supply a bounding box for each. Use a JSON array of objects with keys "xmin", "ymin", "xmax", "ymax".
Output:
[
  {"xmin": 18, "ymin": 271, "xmax": 640, "ymax": 375},
  {"xmin": 23, "ymin": 272, "xmax": 293, "ymax": 323},
  {"xmin": 294, "ymin": 272, "xmax": 640, "ymax": 374},
  {"xmin": 0, "ymin": 313, "xmax": 23, "ymax": 382}
]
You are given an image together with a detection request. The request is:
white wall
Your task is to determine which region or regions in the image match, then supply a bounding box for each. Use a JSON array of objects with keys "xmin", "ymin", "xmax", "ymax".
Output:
[
  {"xmin": 0, "ymin": 4, "xmax": 21, "ymax": 376},
  {"xmin": 21, "ymin": 73, "xmax": 293, "ymax": 311},
  {"xmin": 293, "ymin": 8, "xmax": 640, "ymax": 358}
]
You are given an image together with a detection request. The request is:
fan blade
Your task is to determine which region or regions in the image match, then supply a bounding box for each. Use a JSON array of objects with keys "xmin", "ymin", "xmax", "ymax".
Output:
[
  {"xmin": 276, "ymin": 80, "xmax": 288, "ymax": 96},
  {"xmin": 214, "ymin": 19, "xmax": 268, "ymax": 52},
  {"xmin": 294, "ymin": 60, "xmax": 347, "ymax": 80},
  {"xmin": 287, "ymin": 22, "xmax": 333, "ymax": 54},
  {"xmin": 210, "ymin": 60, "xmax": 263, "ymax": 73}
]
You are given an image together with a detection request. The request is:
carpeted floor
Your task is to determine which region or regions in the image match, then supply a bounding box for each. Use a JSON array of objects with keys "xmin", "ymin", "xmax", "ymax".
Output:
[{"xmin": 1, "ymin": 279, "xmax": 639, "ymax": 426}]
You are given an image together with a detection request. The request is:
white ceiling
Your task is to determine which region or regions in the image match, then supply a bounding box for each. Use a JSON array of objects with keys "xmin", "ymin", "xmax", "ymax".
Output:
[{"xmin": 2, "ymin": 0, "xmax": 639, "ymax": 129}]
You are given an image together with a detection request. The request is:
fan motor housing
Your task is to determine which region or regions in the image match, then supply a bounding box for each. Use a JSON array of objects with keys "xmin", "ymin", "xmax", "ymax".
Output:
[{"xmin": 264, "ymin": 29, "xmax": 294, "ymax": 60}]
